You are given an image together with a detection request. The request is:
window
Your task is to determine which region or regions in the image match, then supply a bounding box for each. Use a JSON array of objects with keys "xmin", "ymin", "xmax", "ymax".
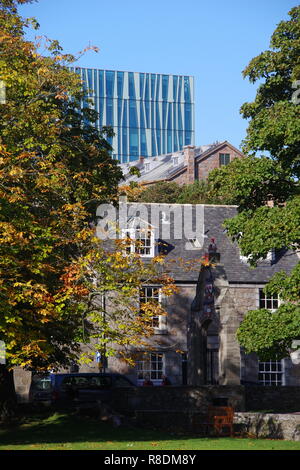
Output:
[
  {"xmin": 258, "ymin": 360, "xmax": 283, "ymax": 386},
  {"xmin": 123, "ymin": 227, "xmax": 155, "ymax": 257},
  {"xmin": 206, "ymin": 335, "xmax": 219, "ymax": 385},
  {"xmin": 137, "ymin": 353, "xmax": 164, "ymax": 384},
  {"xmin": 259, "ymin": 289, "xmax": 279, "ymax": 311},
  {"xmin": 140, "ymin": 286, "xmax": 162, "ymax": 329},
  {"xmin": 188, "ymin": 238, "xmax": 202, "ymax": 249},
  {"xmin": 219, "ymin": 153, "xmax": 230, "ymax": 166}
]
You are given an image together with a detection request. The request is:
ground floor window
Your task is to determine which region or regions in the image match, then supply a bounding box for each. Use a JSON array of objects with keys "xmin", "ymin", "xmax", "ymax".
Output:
[
  {"xmin": 136, "ymin": 352, "xmax": 164, "ymax": 385},
  {"xmin": 258, "ymin": 359, "xmax": 284, "ymax": 386}
]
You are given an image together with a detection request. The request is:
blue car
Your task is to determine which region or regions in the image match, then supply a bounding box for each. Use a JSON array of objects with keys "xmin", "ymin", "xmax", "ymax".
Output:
[{"xmin": 29, "ymin": 372, "xmax": 136, "ymax": 407}]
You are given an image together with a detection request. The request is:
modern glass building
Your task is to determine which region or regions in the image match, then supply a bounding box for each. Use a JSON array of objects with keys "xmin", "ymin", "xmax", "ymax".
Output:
[{"xmin": 71, "ymin": 68, "xmax": 195, "ymax": 163}]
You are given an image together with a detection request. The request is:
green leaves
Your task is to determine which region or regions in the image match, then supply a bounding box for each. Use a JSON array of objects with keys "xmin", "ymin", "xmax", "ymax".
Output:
[
  {"xmin": 237, "ymin": 303, "xmax": 300, "ymax": 360},
  {"xmin": 209, "ymin": 7, "xmax": 300, "ymax": 359}
]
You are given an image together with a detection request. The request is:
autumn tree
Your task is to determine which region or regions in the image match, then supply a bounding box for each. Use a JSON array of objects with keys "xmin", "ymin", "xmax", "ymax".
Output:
[
  {"xmin": 127, "ymin": 180, "xmax": 235, "ymax": 205},
  {"xmin": 209, "ymin": 6, "xmax": 300, "ymax": 360},
  {"xmin": 0, "ymin": 0, "xmax": 176, "ymax": 419}
]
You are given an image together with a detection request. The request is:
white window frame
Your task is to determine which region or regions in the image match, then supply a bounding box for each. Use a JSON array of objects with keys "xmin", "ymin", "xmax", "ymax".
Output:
[
  {"xmin": 258, "ymin": 288, "xmax": 280, "ymax": 312},
  {"xmin": 256, "ymin": 287, "xmax": 285, "ymax": 385},
  {"xmin": 258, "ymin": 359, "xmax": 285, "ymax": 386},
  {"xmin": 136, "ymin": 352, "xmax": 165, "ymax": 385},
  {"xmin": 122, "ymin": 227, "xmax": 155, "ymax": 258},
  {"xmin": 140, "ymin": 286, "xmax": 166, "ymax": 332}
]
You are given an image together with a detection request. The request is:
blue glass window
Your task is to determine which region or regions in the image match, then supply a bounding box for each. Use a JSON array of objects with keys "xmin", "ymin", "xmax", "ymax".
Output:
[
  {"xmin": 174, "ymin": 131, "xmax": 178, "ymax": 152},
  {"xmin": 106, "ymin": 98, "xmax": 113, "ymax": 125},
  {"xmin": 145, "ymin": 75, "xmax": 149, "ymax": 100},
  {"xmin": 122, "ymin": 99, "xmax": 127, "ymax": 127},
  {"xmin": 99, "ymin": 70, "xmax": 104, "ymax": 98},
  {"xmin": 162, "ymin": 75, "xmax": 169, "ymax": 101},
  {"xmin": 167, "ymin": 131, "xmax": 172, "ymax": 153},
  {"xmin": 151, "ymin": 101, "xmax": 155, "ymax": 130},
  {"xmin": 173, "ymin": 104, "xmax": 177, "ymax": 132},
  {"xmin": 122, "ymin": 127, "xmax": 128, "ymax": 158},
  {"xmin": 156, "ymin": 129, "xmax": 161, "ymax": 155},
  {"xmin": 118, "ymin": 126, "xmax": 122, "ymax": 159},
  {"xmin": 145, "ymin": 100, "xmax": 150, "ymax": 128},
  {"xmin": 167, "ymin": 103, "xmax": 172, "ymax": 131},
  {"xmin": 129, "ymin": 72, "xmax": 136, "ymax": 99},
  {"xmin": 184, "ymin": 131, "xmax": 192, "ymax": 145},
  {"xmin": 162, "ymin": 101, "xmax": 167, "ymax": 130},
  {"xmin": 99, "ymin": 97, "xmax": 104, "ymax": 126},
  {"xmin": 117, "ymin": 99, "xmax": 122, "ymax": 127},
  {"xmin": 139, "ymin": 73, "xmax": 144, "ymax": 99},
  {"xmin": 184, "ymin": 76, "xmax": 191, "ymax": 102},
  {"xmin": 184, "ymin": 103, "xmax": 192, "ymax": 131},
  {"xmin": 129, "ymin": 128, "xmax": 138, "ymax": 156},
  {"xmin": 178, "ymin": 103, "xmax": 183, "ymax": 131},
  {"xmin": 129, "ymin": 100, "xmax": 138, "ymax": 128},
  {"xmin": 173, "ymin": 76, "xmax": 178, "ymax": 102},
  {"xmin": 156, "ymin": 75, "xmax": 160, "ymax": 102},
  {"xmin": 156, "ymin": 102, "xmax": 161, "ymax": 131},
  {"xmin": 140, "ymin": 128, "xmax": 147, "ymax": 156},
  {"xmin": 152, "ymin": 133, "xmax": 156, "ymax": 156},
  {"xmin": 178, "ymin": 130, "xmax": 183, "ymax": 149},
  {"xmin": 178, "ymin": 77, "xmax": 182, "ymax": 102},
  {"xmin": 87, "ymin": 69, "xmax": 93, "ymax": 95},
  {"xmin": 151, "ymin": 74, "xmax": 156, "ymax": 100},
  {"xmin": 105, "ymin": 71, "xmax": 115, "ymax": 97},
  {"xmin": 140, "ymin": 102, "xmax": 145, "ymax": 129},
  {"xmin": 117, "ymin": 72, "xmax": 124, "ymax": 98}
]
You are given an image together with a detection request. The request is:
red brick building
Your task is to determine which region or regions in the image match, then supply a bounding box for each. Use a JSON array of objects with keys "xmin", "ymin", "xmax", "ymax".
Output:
[{"xmin": 121, "ymin": 141, "xmax": 245, "ymax": 186}]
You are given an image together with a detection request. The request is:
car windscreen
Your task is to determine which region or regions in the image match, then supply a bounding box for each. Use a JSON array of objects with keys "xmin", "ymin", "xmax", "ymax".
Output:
[{"xmin": 61, "ymin": 376, "xmax": 112, "ymax": 390}]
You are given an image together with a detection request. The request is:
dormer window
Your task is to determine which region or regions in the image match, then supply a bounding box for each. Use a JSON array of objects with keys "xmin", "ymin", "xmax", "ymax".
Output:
[
  {"xmin": 188, "ymin": 238, "xmax": 201, "ymax": 248},
  {"xmin": 172, "ymin": 156, "xmax": 179, "ymax": 166},
  {"xmin": 123, "ymin": 226, "xmax": 155, "ymax": 257},
  {"xmin": 144, "ymin": 163, "xmax": 151, "ymax": 172},
  {"xmin": 240, "ymin": 249, "xmax": 276, "ymax": 265}
]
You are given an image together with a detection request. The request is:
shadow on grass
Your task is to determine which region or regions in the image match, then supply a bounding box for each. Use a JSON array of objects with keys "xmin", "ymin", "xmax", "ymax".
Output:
[{"xmin": 0, "ymin": 410, "xmax": 193, "ymax": 447}]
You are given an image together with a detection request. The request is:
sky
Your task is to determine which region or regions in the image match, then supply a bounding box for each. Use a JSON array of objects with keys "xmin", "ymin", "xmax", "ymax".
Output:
[{"xmin": 19, "ymin": 0, "xmax": 297, "ymax": 152}]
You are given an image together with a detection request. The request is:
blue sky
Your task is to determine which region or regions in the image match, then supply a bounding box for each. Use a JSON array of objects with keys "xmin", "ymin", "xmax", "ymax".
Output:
[{"xmin": 20, "ymin": 0, "xmax": 297, "ymax": 151}]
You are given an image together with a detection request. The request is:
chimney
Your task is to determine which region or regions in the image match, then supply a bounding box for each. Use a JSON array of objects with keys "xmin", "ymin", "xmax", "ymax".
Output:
[
  {"xmin": 139, "ymin": 156, "xmax": 145, "ymax": 166},
  {"xmin": 184, "ymin": 146, "xmax": 196, "ymax": 184}
]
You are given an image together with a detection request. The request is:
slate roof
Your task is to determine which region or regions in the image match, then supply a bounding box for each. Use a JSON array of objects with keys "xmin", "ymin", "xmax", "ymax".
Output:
[
  {"xmin": 122, "ymin": 203, "xmax": 298, "ymax": 284},
  {"xmin": 120, "ymin": 145, "xmax": 214, "ymax": 184}
]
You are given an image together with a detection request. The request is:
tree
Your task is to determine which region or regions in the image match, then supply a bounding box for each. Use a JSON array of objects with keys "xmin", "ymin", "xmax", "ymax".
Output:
[
  {"xmin": 127, "ymin": 180, "xmax": 235, "ymax": 205},
  {"xmin": 209, "ymin": 6, "xmax": 300, "ymax": 360},
  {"xmin": 131, "ymin": 181, "xmax": 183, "ymax": 204},
  {"xmin": 0, "ymin": 0, "xmax": 176, "ymax": 419}
]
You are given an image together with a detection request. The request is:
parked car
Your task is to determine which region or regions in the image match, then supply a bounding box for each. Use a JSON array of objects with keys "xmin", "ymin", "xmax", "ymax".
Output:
[{"xmin": 29, "ymin": 372, "xmax": 136, "ymax": 408}]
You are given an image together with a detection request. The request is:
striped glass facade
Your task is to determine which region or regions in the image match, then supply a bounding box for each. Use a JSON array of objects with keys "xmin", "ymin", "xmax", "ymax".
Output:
[{"xmin": 71, "ymin": 68, "xmax": 195, "ymax": 163}]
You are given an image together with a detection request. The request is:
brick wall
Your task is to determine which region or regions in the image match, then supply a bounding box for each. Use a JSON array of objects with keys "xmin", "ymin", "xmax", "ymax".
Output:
[{"xmin": 196, "ymin": 144, "xmax": 242, "ymax": 180}]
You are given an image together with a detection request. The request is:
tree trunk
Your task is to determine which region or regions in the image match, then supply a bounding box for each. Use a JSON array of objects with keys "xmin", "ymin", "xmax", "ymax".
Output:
[{"xmin": 0, "ymin": 364, "xmax": 17, "ymax": 422}]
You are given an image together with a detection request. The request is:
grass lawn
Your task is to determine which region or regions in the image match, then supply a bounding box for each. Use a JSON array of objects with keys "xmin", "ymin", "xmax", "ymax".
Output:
[{"xmin": 0, "ymin": 412, "xmax": 300, "ymax": 451}]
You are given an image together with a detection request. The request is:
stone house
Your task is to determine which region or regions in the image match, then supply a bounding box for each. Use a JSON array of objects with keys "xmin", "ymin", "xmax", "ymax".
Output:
[
  {"xmin": 96, "ymin": 202, "xmax": 300, "ymax": 387},
  {"xmin": 14, "ymin": 202, "xmax": 299, "ymax": 400},
  {"xmin": 120, "ymin": 141, "xmax": 245, "ymax": 186}
]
